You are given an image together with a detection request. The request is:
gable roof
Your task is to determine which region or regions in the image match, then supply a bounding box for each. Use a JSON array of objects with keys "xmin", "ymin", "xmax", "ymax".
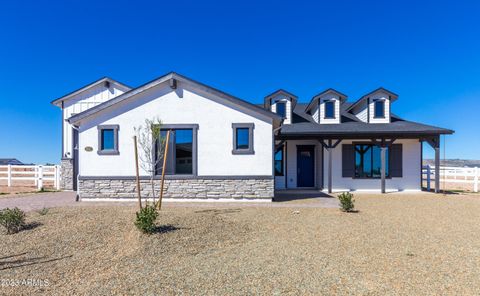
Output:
[
  {"xmin": 68, "ymin": 72, "xmax": 282, "ymax": 125},
  {"xmin": 51, "ymin": 77, "xmax": 132, "ymax": 107},
  {"xmin": 346, "ymin": 87, "xmax": 399, "ymax": 112},
  {"xmin": 305, "ymin": 88, "xmax": 348, "ymax": 113},
  {"xmin": 263, "ymin": 89, "xmax": 298, "ymax": 109}
]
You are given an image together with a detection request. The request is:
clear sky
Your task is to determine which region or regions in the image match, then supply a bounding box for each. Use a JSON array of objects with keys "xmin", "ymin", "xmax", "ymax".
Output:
[{"xmin": 0, "ymin": 0, "xmax": 479, "ymax": 164}]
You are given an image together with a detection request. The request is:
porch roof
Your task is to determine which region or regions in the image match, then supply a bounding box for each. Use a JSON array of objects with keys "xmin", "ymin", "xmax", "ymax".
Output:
[{"xmin": 277, "ymin": 117, "xmax": 454, "ymax": 139}]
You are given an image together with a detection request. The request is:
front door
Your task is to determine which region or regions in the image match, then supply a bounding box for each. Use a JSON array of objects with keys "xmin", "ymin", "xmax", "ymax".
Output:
[{"xmin": 297, "ymin": 145, "xmax": 315, "ymax": 187}]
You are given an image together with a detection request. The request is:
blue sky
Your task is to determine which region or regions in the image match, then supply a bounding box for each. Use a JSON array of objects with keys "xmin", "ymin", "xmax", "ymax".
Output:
[{"xmin": 0, "ymin": 0, "xmax": 479, "ymax": 164}]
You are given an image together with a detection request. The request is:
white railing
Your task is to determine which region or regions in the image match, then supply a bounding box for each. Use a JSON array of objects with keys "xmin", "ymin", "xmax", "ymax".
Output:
[
  {"xmin": 422, "ymin": 165, "xmax": 479, "ymax": 192},
  {"xmin": 0, "ymin": 165, "xmax": 61, "ymax": 190}
]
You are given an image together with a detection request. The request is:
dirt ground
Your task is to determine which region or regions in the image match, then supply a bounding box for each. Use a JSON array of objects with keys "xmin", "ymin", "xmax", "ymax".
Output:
[
  {"xmin": 1, "ymin": 193, "xmax": 480, "ymax": 295},
  {"xmin": 0, "ymin": 184, "xmax": 56, "ymax": 195}
]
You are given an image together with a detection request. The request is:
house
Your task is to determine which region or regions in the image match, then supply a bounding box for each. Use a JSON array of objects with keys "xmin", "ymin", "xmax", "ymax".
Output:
[{"xmin": 52, "ymin": 72, "xmax": 453, "ymax": 201}]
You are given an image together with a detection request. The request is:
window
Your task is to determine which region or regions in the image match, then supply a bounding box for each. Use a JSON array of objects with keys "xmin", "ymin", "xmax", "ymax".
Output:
[
  {"xmin": 274, "ymin": 146, "xmax": 284, "ymax": 176},
  {"xmin": 276, "ymin": 102, "xmax": 286, "ymax": 118},
  {"xmin": 97, "ymin": 125, "xmax": 119, "ymax": 155},
  {"xmin": 155, "ymin": 125, "xmax": 198, "ymax": 175},
  {"xmin": 325, "ymin": 101, "xmax": 335, "ymax": 118},
  {"xmin": 232, "ymin": 123, "xmax": 254, "ymax": 154},
  {"xmin": 354, "ymin": 144, "xmax": 389, "ymax": 178},
  {"xmin": 374, "ymin": 100, "xmax": 385, "ymax": 118}
]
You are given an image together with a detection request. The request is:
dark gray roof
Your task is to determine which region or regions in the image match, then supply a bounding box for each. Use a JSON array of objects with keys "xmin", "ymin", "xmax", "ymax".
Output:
[
  {"xmin": 279, "ymin": 116, "xmax": 454, "ymax": 138},
  {"xmin": 0, "ymin": 158, "xmax": 24, "ymax": 165},
  {"xmin": 69, "ymin": 72, "xmax": 282, "ymax": 125},
  {"xmin": 256, "ymin": 98, "xmax": 453, "ymax": 138}
]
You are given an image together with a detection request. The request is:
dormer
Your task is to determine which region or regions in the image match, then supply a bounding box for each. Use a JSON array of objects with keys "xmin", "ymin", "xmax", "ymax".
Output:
[
  {"xmin": 264, "ymin": 89, "xmax": 297, "ymax": 124},
  {"xmin": 305, "ymin": 88, "xmax": 347, "ymax": 124},
  {"xmin": 347, "ymin": 88, "xmax": 398, "ymax": 123}
]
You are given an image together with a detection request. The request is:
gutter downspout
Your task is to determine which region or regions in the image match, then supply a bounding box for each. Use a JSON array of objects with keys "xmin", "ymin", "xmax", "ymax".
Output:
[
  {"xmin": 71, "ymin": 124, "xmax": 80, "ymax": 202},
  {"xmin": 272, "ymin": 121, "xmax": 284, "ymax": 200}
]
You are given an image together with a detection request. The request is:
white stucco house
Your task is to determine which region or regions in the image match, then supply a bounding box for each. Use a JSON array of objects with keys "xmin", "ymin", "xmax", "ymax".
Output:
[{"xmin": 52, "ymin": 72, "xmax": 453, "ymax": 201}]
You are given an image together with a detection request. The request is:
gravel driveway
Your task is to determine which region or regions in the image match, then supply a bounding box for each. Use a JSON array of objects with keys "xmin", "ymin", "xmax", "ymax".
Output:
[
  {"xmin": 0, "ymin": 192, "xmax": 77, "ymax": 211},
  {"xmin": 1, "ymin": 193, "xmax": 480, "ymax": 295}
]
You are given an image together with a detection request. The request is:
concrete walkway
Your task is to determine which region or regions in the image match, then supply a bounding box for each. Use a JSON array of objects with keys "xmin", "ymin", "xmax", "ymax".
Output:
[
  {"xmin": 0, "ymin": 191, "xmax": 339, "ymax": 211},
  {"xmin": 0, "ymin": 192, "xmax": 78, "ymax": 212}
]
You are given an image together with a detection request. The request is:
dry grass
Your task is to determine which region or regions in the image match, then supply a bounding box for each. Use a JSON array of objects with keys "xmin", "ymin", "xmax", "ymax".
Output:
[{"xmin": 1, "ymin": 194, "xmax": 480, "ymax": 295}]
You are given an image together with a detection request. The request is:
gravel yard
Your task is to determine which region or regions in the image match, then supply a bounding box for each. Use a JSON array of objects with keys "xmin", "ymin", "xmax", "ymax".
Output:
[{"xmin": 1, "ymin": 193, "xmax": 480, "ymax": 295}]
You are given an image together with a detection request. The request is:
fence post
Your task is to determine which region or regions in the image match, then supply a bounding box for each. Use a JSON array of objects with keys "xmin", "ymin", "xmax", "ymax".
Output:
[
  {"xmin": 55, "ymin": 165, "xmax": 61, "ymax": 190},
  {"xmin": 34, "ymin": 166, "xmax": 38, "ymax": 186},
  {"xmin": 37, "ymin": 165, "xmax": 43, "ymax": 190},
  {"xmin": 426, "ymin": 165, "xmax": 431, "ymax": 192},
  {"xmin": 474, "ymin": 167, "xmax": 478, "ymax": 193},
  {"xmin": 7, "ymin": 164, "xmax": 12, "ymax": 187}
]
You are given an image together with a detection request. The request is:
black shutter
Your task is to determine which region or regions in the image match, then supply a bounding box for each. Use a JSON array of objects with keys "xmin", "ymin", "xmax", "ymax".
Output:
[
  {"xmin": 390, "ymin": 144, "xmax": 403, "ymax": 177},
  {"xmin": 342, "ymin": 144, "xmax": 355, "ymax": 177}
]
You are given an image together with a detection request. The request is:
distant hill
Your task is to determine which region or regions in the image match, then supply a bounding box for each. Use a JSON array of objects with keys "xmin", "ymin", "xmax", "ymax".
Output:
[{"xmin": 423, "ymin": 159, "xmax": 480, "ymax": 168}]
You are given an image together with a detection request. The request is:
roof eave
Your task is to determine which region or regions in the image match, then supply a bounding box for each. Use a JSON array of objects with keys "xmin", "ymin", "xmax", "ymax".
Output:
[
  {"xmin": 51, "ymin": 77, "xmax": 132, "ymax": 107},
  {"xmin": 68, "ymin": 72, "xmax": 282, "ymax": 125},
  {"xmin": 278, "ymin": 130, "xmax": 454, "ymax": 139}
]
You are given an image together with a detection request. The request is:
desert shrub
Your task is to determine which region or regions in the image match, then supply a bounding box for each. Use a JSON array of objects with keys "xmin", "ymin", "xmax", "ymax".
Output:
[
  {"xmin": 38, "ymin": 207, "xmax": 49, "ymax": 216},
  {"xmin": 338, "ymin": 192, "xmax": 355, "ymax": 212},
  {"xmin": 0, "ymin": 207, "xmax": 26, "ymax": 234},
  {"xmin": 135, "ymin": 204, "xmax": 158, "ymax": 234}
]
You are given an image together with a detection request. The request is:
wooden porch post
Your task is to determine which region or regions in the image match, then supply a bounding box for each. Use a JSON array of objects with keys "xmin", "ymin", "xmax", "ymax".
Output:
[
  {"xmin": 423, "ymin": 135, "xmax": 441, "ymax": 193},
  {"xmin": 328, "ymin": 146, "xmax": 333, "ymax": 194},
  {"xmin": 319, "ymin": 139, "xmax": 341, "ymax": 194},
  {"xmin": 380, "ymin": 146, "xmax": 386, "ymax": 193},
  {"xmin": 435, "ymin": 146, "xmax": 440, "ymax": 193}
]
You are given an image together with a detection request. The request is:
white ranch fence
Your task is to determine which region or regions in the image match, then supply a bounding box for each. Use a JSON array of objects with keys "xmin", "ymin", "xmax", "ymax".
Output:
[
  {"xmin": 0, "ymin": 165, "xmax": 61, "ymax": 190},
  {"xmin": 422, "ymin": 165, "xmax": 479, "ymax": 193}
]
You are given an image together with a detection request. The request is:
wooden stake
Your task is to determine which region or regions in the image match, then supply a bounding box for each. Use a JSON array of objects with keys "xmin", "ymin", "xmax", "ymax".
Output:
[
  {"xmin": 133, "ymin": 136, "xmax": 142, "ymax": 210},
  {"xmin": 158, "ymin": 130, "xmax": 171, "ymax": 210}
]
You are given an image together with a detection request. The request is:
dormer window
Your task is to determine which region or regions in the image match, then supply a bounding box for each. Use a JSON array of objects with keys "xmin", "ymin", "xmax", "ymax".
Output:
[
  {"xmin": 374, "ymin": 100, "xmax": 385, "ymax": 118},
  {"xmin": 325, "ymin": 101, "xmax": 335, "ymax": 119},
  {"xmin": 276, "ymin": 102, "xmax": 286, "ymax": 118}
]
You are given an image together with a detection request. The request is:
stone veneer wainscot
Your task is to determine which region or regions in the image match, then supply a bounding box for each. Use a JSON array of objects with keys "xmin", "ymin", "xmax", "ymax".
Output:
[
  {"xmin": 78, "ymin": 176, "xmax": 274, "ymax": 200},
  {"xmin": 60, "ymin": 158, "xmax": 74, "ymax": 190}
]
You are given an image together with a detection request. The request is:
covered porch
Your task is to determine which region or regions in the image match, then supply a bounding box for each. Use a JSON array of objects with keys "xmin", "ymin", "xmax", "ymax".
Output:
[{"xmin": 274, "ymin": 133, "xmax": 449, "ymax": 194}]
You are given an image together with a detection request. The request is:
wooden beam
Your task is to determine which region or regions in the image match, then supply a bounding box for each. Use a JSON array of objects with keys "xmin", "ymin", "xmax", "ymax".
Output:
[
  {"xmin": 328, "ymin": 147, "xmax": 332, "ymax": 194},
  {"xmin": 275, "ymin": 140, "xmax": 285, "ymax": 150},
  {"xmin": 371, "ymin": 137, "xmax": 397, "ymax": 147},
  {"xmin": 381, "ymin": 146, "xmax": 386, "ymax": 193},
  {"xmin": 319, "ymin": 139, "xmax": 341, "ymax": 149},
  {"xmin": 331, "ymin": 139, "xmax": 342, "ymax": 149},
  {"xmin": 424, "ymin": 135, "xmax": 440, "ymax": 149},
  {"xmin": 435, "ymin": 146, "xmax": 440, "ymax": 193},
  {"xmin": 318, "ymin": 139, "xmax": 340, "ymax": 194},
  {"xmin": 169, "ymin": 78, "xmax": 177, "ymax": 89}
]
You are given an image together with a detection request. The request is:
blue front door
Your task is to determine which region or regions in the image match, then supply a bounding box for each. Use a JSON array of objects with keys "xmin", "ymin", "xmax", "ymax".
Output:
[{"xmin": 297, "ymin": 145, "xmax": 315, "ymax": 187}]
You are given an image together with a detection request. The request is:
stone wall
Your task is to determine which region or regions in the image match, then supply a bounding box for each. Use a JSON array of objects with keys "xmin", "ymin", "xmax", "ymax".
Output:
[
  {"xmin": 78, "ymin": 177, "xmax": 274, "ymax": 200},
  {"xmin": 60, "ymin": 158, "xmax": 74, "ymax": 190}
]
